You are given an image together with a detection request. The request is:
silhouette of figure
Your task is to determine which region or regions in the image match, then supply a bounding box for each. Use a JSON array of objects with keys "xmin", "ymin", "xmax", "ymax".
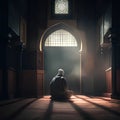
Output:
[{"xmin": 50, "ymin": 68, "xmax": 72, "ymax": 100}]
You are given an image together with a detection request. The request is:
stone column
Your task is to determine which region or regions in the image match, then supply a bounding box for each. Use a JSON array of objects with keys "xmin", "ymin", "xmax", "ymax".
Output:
[
  {"xmin": 111, "ymin": 34, "xmax": 118, "ymax": 98},
  {"xmin": 111, "ymin": 2, "xmax": 120, "ymax": 99}
]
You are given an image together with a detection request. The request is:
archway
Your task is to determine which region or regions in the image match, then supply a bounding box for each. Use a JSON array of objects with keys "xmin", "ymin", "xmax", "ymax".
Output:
[{"xmin": 40, "ymin": 23, "xmax": 85, "ymax": 95}]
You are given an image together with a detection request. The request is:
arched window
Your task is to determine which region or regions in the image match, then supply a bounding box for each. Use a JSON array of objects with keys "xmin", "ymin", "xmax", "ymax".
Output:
[
  {"xmin": 45, "ymin": 29, "xmax": 77, "ymax": 47},
  {"xmin": 55, "ymin": 0, "xmax": 68, "ymax": 14}
]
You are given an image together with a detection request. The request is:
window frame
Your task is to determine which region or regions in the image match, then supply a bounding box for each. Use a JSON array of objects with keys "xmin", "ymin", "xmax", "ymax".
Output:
[
  {"xmin": 55, "ymin": 0, "xmax": 69, "ymax": 14},
  {"xmin": 44, "ymin": 29, "xmax": 77, "ymax": 47},
  {"xmin": 51, "ymin": 0, "xmax": 73, "ymax": 19}
]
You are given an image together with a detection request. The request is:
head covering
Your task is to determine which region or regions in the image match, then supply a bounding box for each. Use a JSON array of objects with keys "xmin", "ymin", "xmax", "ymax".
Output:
[{"xmin": 57, "ymin": 68, "xmax": 64, "ymax": 76}]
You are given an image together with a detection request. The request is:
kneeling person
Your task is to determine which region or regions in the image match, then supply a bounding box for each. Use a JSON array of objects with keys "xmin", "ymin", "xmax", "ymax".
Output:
[{"xmin": 50, "ymin": 69, "xmax": 72, "ymax": 100}]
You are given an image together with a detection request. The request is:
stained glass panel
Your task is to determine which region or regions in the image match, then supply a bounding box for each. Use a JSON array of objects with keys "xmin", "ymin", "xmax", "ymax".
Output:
[{"xmin": 55, "ymin": 0, "xmax": 68, "ymax": 14}]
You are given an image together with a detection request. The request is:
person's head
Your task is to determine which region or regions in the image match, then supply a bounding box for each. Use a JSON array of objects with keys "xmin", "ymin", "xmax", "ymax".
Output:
[{"xmin": 57, "ymin": 68, "xmax": 64, "ymax": 76}]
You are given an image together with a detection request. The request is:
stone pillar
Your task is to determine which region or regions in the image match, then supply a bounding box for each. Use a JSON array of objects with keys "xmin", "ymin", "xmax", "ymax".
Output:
[
  {"xmin": 0, "ymin": 0, "xmax": 8, "ymax": 99},
  {"xmin": 111, "ymin": 2, "xmax": 120, "ymax": 99},
  {"xmin": 111, "ymin": 34, "xmax": 120, "ymax": 99},
  {"xmin": 111, "ymin": 35, "xmax": 117, "ymax": 98},
  {"xmin": 16, "ymin": 43, "xmax": 24, "ymax": 97}
]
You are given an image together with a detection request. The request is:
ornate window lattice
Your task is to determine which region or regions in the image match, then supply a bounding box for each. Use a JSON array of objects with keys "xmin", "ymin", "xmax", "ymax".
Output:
[
  {"xmin": 45, "ymin": 29, "xmax": 77, "ymax": 47},
  {"xmin": 55, "ymin": 0, "xmax": 68, "ymax": 14}
]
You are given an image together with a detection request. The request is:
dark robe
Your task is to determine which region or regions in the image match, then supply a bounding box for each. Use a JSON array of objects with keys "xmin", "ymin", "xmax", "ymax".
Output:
[{"xmin": 50, "ymin": 75, "xmax": 69, "ymax": 100}]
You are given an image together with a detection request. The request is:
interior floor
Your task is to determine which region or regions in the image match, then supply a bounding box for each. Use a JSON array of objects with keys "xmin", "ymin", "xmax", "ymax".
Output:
[{"xmin": 0, "ymin": 95, "xmax": 120, "ymax": 120}]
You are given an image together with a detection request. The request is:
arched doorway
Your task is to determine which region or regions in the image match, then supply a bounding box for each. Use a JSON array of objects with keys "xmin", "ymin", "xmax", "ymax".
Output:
[{"xmin": 40, "ymin": 23, "xmax": 83, "ymax": 95}]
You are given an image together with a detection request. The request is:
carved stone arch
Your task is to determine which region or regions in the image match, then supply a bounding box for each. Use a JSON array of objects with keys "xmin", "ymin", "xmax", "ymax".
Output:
[
  {"xmin": 39, "ymin": 22, "xmax": 85, "ymax": 52},
  {"xmin": 39, "ymin": 22, "xmax": 87, "ymax": 95}
]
